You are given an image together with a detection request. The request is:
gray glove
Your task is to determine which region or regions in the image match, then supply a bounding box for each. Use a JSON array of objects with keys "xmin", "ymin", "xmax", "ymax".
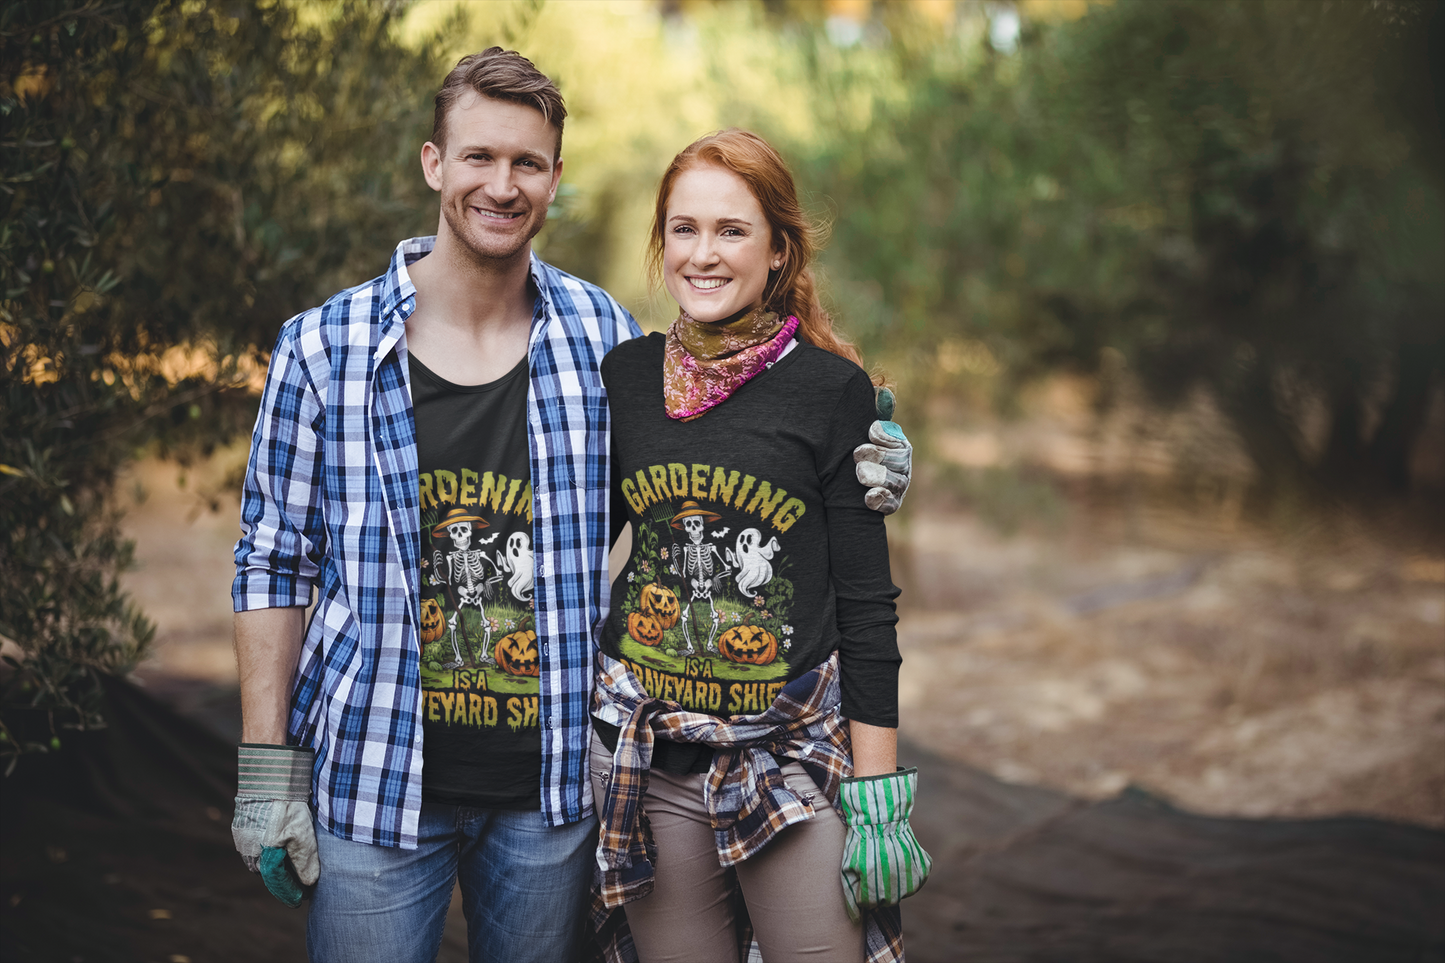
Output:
[
  {"xmin": 855, "ymin": 387, "xmax": 912, "ymax": 515},
  {"xmin": 233, "ymin": 743, "xmax": 319, "ymax": 908}
]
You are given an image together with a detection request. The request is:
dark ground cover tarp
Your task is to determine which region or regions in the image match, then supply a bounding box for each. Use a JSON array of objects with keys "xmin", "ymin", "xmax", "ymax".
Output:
[
  {"xmin": 901, "ymin": 742, "xmax": 1445, "ymax": 962},
  {"xmin": 2, "ymin": 677, "xmax": 1442, "ymax": 963}
]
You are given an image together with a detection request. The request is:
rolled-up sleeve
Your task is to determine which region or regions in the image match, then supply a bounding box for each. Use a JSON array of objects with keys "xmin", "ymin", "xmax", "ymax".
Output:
[{"xmin": 233, "ymin": 318, "xmax": 325, "ymax": 611}]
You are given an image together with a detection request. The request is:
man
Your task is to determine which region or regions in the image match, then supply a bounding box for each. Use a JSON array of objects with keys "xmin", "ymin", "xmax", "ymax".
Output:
[{"xmin": 230, "ymin": 48, "xmax": 910, "ymax": 963}]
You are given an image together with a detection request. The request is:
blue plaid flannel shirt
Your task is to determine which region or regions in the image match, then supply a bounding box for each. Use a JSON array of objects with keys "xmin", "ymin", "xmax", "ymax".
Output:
[{"xmin": 233, "ymin": 237, "xmax": 641, "ymax": 847}]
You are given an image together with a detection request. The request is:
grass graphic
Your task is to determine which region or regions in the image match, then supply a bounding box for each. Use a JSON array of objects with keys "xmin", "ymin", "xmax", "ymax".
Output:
[
  {"xmin": 420, "ymin": 598, "xmax": 536, "ymax": 683},
  {"xmin": 617, "ymin": 636, "xmax": 791, "ymax": 681},
  {"xmin": 618, "ymin": 591, "xmax": 793, "ymax": 680}
]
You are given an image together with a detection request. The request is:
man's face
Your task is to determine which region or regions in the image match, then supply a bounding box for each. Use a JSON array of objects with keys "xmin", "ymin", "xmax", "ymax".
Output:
[{"xmin": 422, "ymin": 92, "xmax": 563, "ymax": 264}]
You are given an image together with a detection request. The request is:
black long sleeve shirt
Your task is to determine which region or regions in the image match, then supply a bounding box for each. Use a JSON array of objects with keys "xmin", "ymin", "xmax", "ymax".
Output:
[{"xmin": 598, "ymin": 333, "xmax": 901, "ymax": 731}]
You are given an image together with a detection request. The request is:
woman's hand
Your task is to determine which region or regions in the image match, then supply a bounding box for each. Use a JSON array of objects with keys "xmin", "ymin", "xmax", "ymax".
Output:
[
  {"xmin": 839, "ymin": 721, "xmax": 931, "ymax": 922},
  {"xmin": 838, "ymin": 762, "xmax": 932, "ymax": 921}
]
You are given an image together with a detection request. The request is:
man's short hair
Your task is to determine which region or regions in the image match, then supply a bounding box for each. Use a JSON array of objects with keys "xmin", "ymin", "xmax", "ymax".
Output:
[{"xmin": 432, "ymin": 47, "xmax": 566, "ymax": 159}]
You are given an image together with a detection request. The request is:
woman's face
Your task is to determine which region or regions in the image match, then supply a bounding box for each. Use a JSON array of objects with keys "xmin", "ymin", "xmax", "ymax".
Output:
[{"xmin": 662, "ymin": 164, "xmax": 782, "ymax": 325}]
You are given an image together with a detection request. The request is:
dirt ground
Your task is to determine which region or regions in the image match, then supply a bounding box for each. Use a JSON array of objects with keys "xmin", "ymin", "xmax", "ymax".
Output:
[
  {"xmin": 116, "ymin": 385, "xmax": 1445, "ymax": 833},
  {"xmin": 892, "ymin": 487, "xmax": 1445, "ymax": 828},
  {"xmin": 894, "ymin": 374, "xmax": 1445, "ymax": 829}
]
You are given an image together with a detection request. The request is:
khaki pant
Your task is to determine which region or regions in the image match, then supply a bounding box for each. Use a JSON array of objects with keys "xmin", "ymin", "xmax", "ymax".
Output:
[{"xmin": 590, "ymin": 732, "xmax": 865, "ymax": 963}]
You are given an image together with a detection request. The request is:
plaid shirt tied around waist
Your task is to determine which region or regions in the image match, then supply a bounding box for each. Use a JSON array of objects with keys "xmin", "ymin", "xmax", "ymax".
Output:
[{"xmin": 590, "ymin": 651, "xmax": 904, "ymax": 963}]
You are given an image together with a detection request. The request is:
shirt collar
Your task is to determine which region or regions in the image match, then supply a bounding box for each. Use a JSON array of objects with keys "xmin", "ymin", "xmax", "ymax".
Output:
[
  {"xmin": 380, "ymin": 238, "xmax": 558, "ymax": 355},
  {"xmin": 380, "ymin": 236, "xmax": 432, "ymax": 323},
  {"xmin": 527, "ymin": 251, "xmax": 556, "ymax": 346}
]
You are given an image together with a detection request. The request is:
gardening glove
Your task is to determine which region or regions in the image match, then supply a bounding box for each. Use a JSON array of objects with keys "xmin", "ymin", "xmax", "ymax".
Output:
[
  {"xmin": 855, "ymin": 387, "xmax": 912, "ymax": 515},
  {"xmin": 232, "ymin": 743, "xmax": 318, "ymax": 909},
  {"xmin": 838, "ymin": 767, "xmax": 932, "ymax": 922}
]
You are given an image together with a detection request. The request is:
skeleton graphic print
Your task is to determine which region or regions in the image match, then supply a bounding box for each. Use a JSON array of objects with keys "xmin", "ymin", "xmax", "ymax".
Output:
[
  {"xmin": 610, "ymin": 481, "xmax": 802, "ymax": 717},
  {"xmin": 410, "ymin": 350, "xmax": 543, "ymax": 808},
  {"xmin": 419, "ymin": 485, "xmax": 540, "ymax": 727}
]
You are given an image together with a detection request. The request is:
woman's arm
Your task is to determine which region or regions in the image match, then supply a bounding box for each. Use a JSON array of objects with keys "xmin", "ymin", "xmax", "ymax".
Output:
[
  {"xmin": 820, "ymin": 370, "xmax": 904, "ymax": 765},
  {"xmin": 850, "ymin": 720, "xmax": 898, "ymax": 777}
]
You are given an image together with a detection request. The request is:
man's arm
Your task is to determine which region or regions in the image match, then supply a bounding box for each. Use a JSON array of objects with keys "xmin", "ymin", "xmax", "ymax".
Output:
[
  {"xmin": 235, "ymin": 606, "xmax": 307, "ymax": 744},
  {"xmin": 231, "ymin": 604, "xmax": 318, "ymax": 907},
  {"xmin": 232, "ymin": 318, "xmax": 324, "ymax": 719},
  {"xmin": 229, "ymin": 319, "xmax": 324, "ymax": 906}
]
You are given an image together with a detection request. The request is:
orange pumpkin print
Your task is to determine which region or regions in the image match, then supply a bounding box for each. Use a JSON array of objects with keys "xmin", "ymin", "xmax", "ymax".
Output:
[
  {"xmin": 495, "ymin": 629, "xmax": 540, "ymax": 676},
  {"xmin": 639, "ymin": 583, "xmax": 681, "ymax": 629},
  {"xmin": 419, "ymin": 598, "xmax": 446, "ymax": 643},
  {"xmin": 717, "ymin": 624, "xmax": 778, "ymax": 665},
  {"xmin": 627, "ymin": 611, "xmax": 665, "ymax": 647}
]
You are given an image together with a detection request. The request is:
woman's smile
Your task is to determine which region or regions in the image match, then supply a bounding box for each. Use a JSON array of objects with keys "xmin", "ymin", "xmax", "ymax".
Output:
[{"xmin": 687, "ymin": 276, "xmax": 730, "ymax": 290}]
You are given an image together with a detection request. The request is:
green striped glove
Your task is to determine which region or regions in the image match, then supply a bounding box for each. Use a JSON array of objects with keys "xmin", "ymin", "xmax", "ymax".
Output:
[
  {"xmin": 232, "ymin": 744, "xmax": 318, "ymax": 908},
  {"xmin": 838, "ymin": 767, "xmax": 932, "ymax": 922}
]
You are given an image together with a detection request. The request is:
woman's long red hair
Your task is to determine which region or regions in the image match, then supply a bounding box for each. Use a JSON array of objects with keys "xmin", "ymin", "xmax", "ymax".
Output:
[{"xmin": 647, "ymin": 129, "xmax": 876, "ymax": 382}]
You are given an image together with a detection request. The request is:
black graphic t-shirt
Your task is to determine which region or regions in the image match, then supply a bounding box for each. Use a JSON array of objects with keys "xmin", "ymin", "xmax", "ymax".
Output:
[
  {"xmin": 412, "ymin": 352, "xmax": 540, "ymax": 810},
  {"xmin": 598, "ymin": 334, "xmax": 901, "ymax": 739}
]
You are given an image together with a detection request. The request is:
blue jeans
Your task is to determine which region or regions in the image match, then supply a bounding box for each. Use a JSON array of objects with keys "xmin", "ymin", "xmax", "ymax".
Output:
[{"xmin": 306, "ymin": 803, "xmax": 598, "ymax": 963}]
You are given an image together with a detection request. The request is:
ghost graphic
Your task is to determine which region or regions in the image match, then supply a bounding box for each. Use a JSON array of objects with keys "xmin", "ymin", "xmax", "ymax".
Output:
[
  {"xmin": 497, "ymin": 531, "xmax": 534, "ymax": 602},
  {"xmin": 727, "ymin": 528, "xmax": 780, "ymax": 599}
]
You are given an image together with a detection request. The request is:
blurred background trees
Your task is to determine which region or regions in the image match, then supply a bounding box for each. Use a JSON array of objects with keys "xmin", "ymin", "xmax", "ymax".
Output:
[
  {"xmin": 778, "ymin": 0, "xmax": 1444, "ymax": 501},
  {"xmin": 3, "ymin": 0, "xmax": 1441, "ymax": 757},
  {"xmin": 0, "ymin": 0, "xmax": 445, "ymax": 759}
]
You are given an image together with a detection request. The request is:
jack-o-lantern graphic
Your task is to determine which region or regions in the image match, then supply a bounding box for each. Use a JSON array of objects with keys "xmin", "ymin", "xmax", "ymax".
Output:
[
  {"xmin": 495, "ymin": 629, "xmax": 540, "ymax": 676},
  {"xmin": 639, "ymin": 583, "xmax": 680, "ymax": 629},
  {"xmin": 419, "ymin": 598, "xmax": 446, "ymax": 643},
  {"xmin": 717, "ymin": 625, "xmax": 779, "ymax": 665},
  {"xmin": 627, "ymin": 611, "xmax": 665, "ymax": 647}
]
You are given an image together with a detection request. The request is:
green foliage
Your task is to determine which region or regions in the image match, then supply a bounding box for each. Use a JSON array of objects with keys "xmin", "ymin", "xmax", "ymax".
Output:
[
  {"xmin": 772, "ymin": 0, "xmax": 1443, "ymax": 498},
  {"xmin": 0, "ymin": 0, "xmax": 448, "ymax": 765},
  {"xmin": 1038, "ymin": 0, "xmax": 1445, "ymax": 496},
  {"xmin": 758, "ymin": 575, "xmax": 795, "ymax": 644},
  {"xmin": 419, "ymin": 600, "xmax": 533, "ymax": 673},
  {"xmin": 619, "ymin": 632, "xmax": 790, "ymax": 682},
  {"xmin": 626, "ymin": 520, "xmax": 669, "ymax": 599}
]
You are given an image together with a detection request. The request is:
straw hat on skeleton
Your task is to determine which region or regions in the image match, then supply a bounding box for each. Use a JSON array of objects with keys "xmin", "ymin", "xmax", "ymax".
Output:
[
  {"xmin": 669, "ymin": 500, "xmax": 721, "ymax": 529},
  {"xmin": 432, "ymin": 506, "xmax": 489, "ymax": 538}
]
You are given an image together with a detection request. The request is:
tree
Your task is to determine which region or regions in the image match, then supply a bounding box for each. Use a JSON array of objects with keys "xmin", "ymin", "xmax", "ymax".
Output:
[
  {"xmin": 1048, "ymin": 0, "xmax": 1445, "ymax": 496},
  {"xmin": 0, "ymin": 0, "xmax": 446, "ymax": 766},
  {"xmin": 782, "ymin": 0, "xmax": 1443, "ymax": 499}
]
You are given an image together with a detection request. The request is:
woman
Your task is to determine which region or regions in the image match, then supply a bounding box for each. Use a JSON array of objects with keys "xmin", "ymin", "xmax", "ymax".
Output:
[{"xmin": 590, "ymin": 129, "xmax": 929, "ymax": 963}]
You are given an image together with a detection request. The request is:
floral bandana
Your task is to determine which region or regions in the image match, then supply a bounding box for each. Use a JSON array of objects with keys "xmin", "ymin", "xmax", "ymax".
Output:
[{"xmin": 663, "ymin": 309, "xmax": 800, "ymax": 421}]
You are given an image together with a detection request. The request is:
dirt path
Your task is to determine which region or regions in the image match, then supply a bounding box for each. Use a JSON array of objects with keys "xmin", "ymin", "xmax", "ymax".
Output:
[
  {"xmin": 892, "ymin": 487, "xmax": 1445, "ymax": 828},
  {"xmin": 117, "ymin": 451, "xmax": 1445, "ymax": 830}
]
